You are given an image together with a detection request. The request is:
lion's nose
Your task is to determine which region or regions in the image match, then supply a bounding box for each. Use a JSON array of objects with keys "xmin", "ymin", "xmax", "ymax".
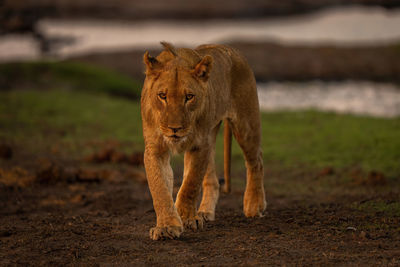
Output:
[{"xmin": 168, "ymin": 126, "xmax": 183, "ymax": 133}]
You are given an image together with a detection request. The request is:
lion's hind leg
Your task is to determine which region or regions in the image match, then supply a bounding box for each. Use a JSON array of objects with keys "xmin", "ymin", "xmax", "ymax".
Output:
[
  {"xmin": 230, "ymin": 103, "xmax": 267, "ymax": 217},
  {"xmin": 198, "ymin": 123, "xmax": 221, "ymax": 222},
  {"xmin": 198, "ymin": 145, "xmax": 220, "ymax": 222}
]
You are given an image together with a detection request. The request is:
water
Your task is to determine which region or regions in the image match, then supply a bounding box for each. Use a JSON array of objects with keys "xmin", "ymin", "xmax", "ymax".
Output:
[
  {"xmin": 0, "ymin": 35, "xmax": 40, "ymax": 62},
  {"xmin": 258, "ymin": 81, "xmax": 400, "ymax": 118},
  {"xmin": 40, "ymin": 6, "xmax": 400, "ymax": 57}
]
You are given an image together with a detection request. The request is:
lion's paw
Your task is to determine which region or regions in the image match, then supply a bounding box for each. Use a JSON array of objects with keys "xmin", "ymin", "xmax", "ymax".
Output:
[
  {"xmin": 182, "ymin": 215, "xmax": 204, "ymax": 231},
  {"xmin": 149, "ymin": 225, "xmax": 183, "ymax": 240},
  {"xmin": 243, "ymin": 190, "xmax": 267, "ymax": 218},
  {"xmin": 198, "ymin": 211, "xmax": 215, "ymax": 222}
]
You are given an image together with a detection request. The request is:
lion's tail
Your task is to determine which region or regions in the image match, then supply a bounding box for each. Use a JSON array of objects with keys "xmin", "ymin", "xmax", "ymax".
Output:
[{"xmin": 223, "ymin": 119, "xmax": 232, "ymax": 193}]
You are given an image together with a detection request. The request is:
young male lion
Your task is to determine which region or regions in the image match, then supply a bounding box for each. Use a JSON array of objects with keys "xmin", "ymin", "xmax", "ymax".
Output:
[{"xmin": 141, "ymin": 42, "xmax": 266, "ymax": 240}]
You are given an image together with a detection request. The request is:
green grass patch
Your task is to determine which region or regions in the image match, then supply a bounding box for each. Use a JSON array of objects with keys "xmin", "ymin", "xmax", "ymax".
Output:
[
  {"xmin": 0, "ymin": 61, "xmax": 142, "ymax": 99},
  {"xmin": 0, "ymin": 90, "xmax": 143, "ymax": 156},
  {"xmin": 260, "ymin": 111, "xmax": 400, "ymax": 176},
  {"xmin": 353, "ymin": 200, "xmax": 400, "ymax": 217},
  {"xmin": 214, "ymin": 111, "xmax": 400, "ymax": 177}
]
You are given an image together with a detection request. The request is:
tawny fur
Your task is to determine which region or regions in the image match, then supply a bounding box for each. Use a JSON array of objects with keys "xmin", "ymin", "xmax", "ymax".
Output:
[{"xmin": 141, "ymin": 42, "xmax": 267, "ymax": 240}]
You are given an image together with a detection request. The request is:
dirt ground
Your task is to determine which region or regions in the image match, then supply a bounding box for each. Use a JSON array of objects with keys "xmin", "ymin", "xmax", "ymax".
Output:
[{"xmin": 0, "ymin": 145, "xmax": 399, "ymax": 266}]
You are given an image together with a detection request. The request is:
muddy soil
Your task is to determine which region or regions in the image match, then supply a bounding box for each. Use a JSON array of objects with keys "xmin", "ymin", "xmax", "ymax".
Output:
[{"xmin": 1, "ymin": 145, "xmax": 399, "ymax": 266}]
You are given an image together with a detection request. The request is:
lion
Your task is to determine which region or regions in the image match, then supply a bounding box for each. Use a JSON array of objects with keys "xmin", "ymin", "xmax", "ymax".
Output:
[{"xmin": 141, "ymin": 42, "xmax": 266, "ymax": 240}]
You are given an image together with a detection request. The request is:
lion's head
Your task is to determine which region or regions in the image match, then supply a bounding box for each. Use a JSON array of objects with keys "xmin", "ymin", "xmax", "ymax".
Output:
[{"xmin": 142, "ymin": 42, "xmax": 213, "ymax": 150}]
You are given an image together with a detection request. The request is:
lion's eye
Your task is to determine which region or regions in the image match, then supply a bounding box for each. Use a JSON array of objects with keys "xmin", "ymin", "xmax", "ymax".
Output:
[
  {"xmin": 185, "ymin": 94, "xmax": 195, "ymax": 101},
  {"xmin": 158, "ymin": 92, "xmax": 167, "ymax": 100}
]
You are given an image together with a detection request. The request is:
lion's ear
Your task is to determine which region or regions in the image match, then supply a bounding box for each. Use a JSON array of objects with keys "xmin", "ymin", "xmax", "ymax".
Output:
[
  {"xmin": 193, "ymin": 55, "xmax": 213, "ymax": 81},
  {"xmin": 143, "ymin": 51, "xmax": 162, "ymax": 75}
]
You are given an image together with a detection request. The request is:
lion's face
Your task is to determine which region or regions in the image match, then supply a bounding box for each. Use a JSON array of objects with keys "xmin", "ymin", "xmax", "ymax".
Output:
[
  {"xmin": 142, "ymin": 47, "xmax": 213, "ymax": 148},
  {"xmin": 151, "ymin": 67, "xmax": 205, "ymax": 144}
]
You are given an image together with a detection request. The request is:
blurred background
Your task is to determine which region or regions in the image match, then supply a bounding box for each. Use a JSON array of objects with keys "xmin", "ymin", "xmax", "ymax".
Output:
[
  {"xmin": 1, "ymin": 1, "xmax": 400, "ymax": 265},
  {"xmin": 1, "ymin": 0, "xmax": 400, "ymax": 116}
]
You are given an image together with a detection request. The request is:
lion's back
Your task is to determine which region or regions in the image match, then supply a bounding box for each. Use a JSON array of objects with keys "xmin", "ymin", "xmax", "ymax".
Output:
[{"xmin": 195, "ymin": 44, "xmax": 258, "ymax": 113}]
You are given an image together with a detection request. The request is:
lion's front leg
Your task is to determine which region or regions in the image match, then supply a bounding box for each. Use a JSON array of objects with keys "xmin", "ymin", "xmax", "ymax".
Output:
[
  {"xmin": 175, "ymin": 146, "xmax": 210, "ymax": 231},
  {"xmin": 144, "ymin": 149, "xmax": 183, "ymax": 240}
]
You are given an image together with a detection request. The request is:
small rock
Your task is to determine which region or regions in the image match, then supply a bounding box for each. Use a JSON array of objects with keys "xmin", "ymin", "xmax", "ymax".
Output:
[{"xmin": 346, "ymin": 226, "xmax": 357, "ymax": 231}]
